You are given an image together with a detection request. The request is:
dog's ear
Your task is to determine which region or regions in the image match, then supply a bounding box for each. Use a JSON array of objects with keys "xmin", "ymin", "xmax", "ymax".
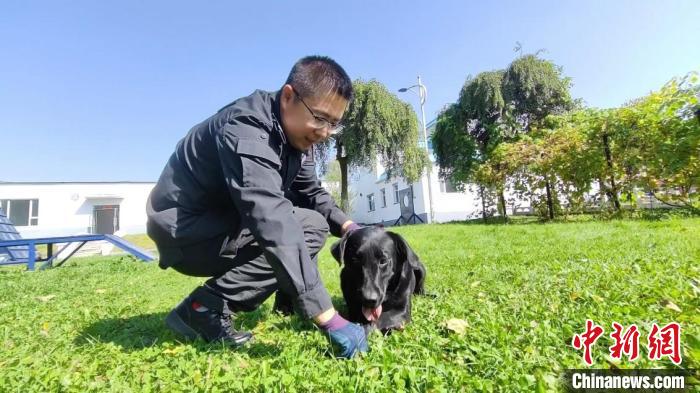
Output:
[
  {"xmin": 387, "ymin": 231, "xmax": 426, "ymax": 295},
  {"xmin": 386, "ymin": 231, "xmax": 419, "ymax": 267},
  {"xmin": 330, "ymin": 237, "xmax": 347, "ymax": 266}
]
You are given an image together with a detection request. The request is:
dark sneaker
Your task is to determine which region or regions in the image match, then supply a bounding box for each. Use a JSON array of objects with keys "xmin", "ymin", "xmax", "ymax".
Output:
[{"xmin": 165, "ymin": 296, "xmax": 253, "ymax": 346}]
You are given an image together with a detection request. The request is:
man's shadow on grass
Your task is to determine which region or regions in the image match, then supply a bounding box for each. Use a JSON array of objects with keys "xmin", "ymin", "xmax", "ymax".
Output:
[
  {"xmin": 74, "ymin": 305, "xmax": 281, "ymax": 357},
  {"xmin": 75, "ymin": 297, "xmax": 353, "ymax": 358}
]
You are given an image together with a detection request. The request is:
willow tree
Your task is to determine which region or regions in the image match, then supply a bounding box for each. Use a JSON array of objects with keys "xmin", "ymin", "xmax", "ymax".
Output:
[
  {"xmin": 431, "ymin": 103, "xmax": 487, "ymax": 218},
  {"xmin": 327, "ymin": 79, "xmax": 430, "ymax": 212},
  {"xmin": 499, "ymin": 55, "xmax": 574, "ymax": 217},
  {"xmin": 502, "ymin": 54, "xmax": 574, "ymax": 130},
  {"xmin": 464, "ymin": 70, "xmax": 514, "ymax": 217}
]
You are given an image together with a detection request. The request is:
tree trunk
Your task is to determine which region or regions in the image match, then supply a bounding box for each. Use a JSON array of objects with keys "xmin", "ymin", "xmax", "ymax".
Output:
[
  {"xmin": 498, "ymin": 189, "xmax": 508, "ymax": 221},
  {"xmin": 601, "ymin": 133, "xmax": 621, "ymax": 211},
  {"xmin": 480, "ymin": 185, "xmax": 487, "ymax": 223},
  {"xmin": 336, "ymin": 142, "xmax": 349, "ymax": 213},
  {"xmin": 545, "ymin": 178, "xmax": 555, "ymax": 220},
  {"xmin": 625, "ymin": 166, "xmax": 634, "ymax": 202}
]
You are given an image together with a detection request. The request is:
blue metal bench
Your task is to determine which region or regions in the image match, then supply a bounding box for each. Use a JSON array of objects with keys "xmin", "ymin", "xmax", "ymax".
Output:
[{"xmin": 0, "ymin": 208, "xmax": 154, "ymax": 271}]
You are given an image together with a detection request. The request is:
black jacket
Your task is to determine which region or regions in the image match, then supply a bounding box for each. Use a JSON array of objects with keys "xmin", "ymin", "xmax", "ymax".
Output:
[{"xmin": 147, "ymin": 90, "xmax": 349, "ymax": 318}]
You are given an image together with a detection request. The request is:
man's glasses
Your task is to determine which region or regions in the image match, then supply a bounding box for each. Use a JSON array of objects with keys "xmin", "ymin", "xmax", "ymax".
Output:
[{"xmin": 292, "ymin": 87, "xmax": 343, "ymax": 136}]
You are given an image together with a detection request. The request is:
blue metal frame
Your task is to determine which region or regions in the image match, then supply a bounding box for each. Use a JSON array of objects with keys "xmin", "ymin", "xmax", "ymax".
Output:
[{"xmin": 0, "ymin": 234, "xmax": 155, "ymax": 270}]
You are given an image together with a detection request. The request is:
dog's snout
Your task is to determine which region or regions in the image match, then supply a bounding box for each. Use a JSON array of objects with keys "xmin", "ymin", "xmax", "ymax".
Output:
[
  {"xmin": 362, "ymin": 297, "xmax": 378, "ymax": 306},
  {"xmin": 361, "ymin": 292, "xmax": 382, "ymax": 308}
]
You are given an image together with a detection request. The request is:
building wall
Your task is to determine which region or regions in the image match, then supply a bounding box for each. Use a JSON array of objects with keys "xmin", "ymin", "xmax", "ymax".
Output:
[
  {"xmin": 349, "ymin": 164, "xmax": 424, "ymax": 225},
  {"xmin": 349, "ymin": 163, "xmax": 482, "ymax": 225},
  {"xmin": 0, "ymin": 182, "xmax": 155, "ymax": 237},
  {"xmin": 345, "ymin": 119, "xmax": 501, "ymax": 225},
  {"xmin": 348, "ymin": 158, "xmax": 536, "ymax": 225}
]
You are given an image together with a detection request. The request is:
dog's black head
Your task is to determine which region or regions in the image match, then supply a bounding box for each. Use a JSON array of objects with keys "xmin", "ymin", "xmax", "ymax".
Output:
[{"xmin": 331, "ymin": 226, "xmax": 424, "ymax": 322}]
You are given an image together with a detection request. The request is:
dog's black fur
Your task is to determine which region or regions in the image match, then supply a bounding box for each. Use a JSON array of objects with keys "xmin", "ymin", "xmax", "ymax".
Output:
[{"xmin": 330, "ymin": 227, "xmax": 426, "ymax": 332}]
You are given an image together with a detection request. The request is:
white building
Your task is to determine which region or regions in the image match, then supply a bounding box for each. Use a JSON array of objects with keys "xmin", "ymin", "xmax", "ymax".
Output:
[
  {"xmin": 0, "ymin": 182, "xmax": 155, "ymax": 238},
  {"xmin": 348, "ymin": 120, "xmax": 531, "ymax": 225}
]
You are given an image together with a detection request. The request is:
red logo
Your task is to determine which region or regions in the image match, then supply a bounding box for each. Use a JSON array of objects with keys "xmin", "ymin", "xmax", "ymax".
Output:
[
  {"xmin": 572, "ymin": 319, "xmax": 605, "ymax": 365},
  {"xmin": 573, "ymin": 321, "xmax": 682, "ymax": 366},
  {"xmin": 648, "ymin": 322, "xmax": 682, "ymax": 364},
  {"xmin": 609, "ymin": 322, "xmax": 640, "ymax": 361}
]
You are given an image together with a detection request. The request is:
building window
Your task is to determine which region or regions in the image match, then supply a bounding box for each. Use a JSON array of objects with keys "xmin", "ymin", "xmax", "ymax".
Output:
[
  {"xmin": 380, "ymin": 188, "xmax": 387, "ymax": 208},
  {"xmin": 367, "ymin": 194, "xmax": 375, "ymax": 212},
  {"xmin": 393, "ymin": 183, "xmax": 399, "ymax": 204},
  {"xmin": 1, "ymin": 199, "xmax": 39, "ymax": 226},
  {"xmin": 440, "ymin": 178, "xmax": 459, "ymax": 193}
]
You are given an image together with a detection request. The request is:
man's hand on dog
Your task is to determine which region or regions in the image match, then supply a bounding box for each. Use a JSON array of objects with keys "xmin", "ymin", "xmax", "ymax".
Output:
[
  {"xmin": 316, "ymin": 309, "xmax": 368, "ymax": 359},
  {"xmin": 341, "ymin": 220, "xmax": 362, "ymax": 237}
]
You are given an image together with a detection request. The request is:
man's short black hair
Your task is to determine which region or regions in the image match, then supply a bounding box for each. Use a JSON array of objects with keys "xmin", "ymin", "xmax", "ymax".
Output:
[{"xmin": 285, "ymin": 55, "xmax": 354, "ymax": 102}]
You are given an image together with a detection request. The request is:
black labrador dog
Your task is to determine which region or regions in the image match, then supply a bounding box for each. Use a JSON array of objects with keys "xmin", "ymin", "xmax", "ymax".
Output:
[{"xmin": 330, "ymin": 226, "xmax": 426, "ymax": 332}]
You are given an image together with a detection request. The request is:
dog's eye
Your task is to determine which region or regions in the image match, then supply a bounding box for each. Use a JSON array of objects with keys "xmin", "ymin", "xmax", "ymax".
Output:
[{"xmin": 378, "ymin": 257, "xmax": 389, "ymax": 266}]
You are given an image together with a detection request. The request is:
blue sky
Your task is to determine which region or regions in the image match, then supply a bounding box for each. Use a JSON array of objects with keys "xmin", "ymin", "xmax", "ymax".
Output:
[{"xmin": 1, "ymin": 1, "xmax": 698, "ymax": 182}]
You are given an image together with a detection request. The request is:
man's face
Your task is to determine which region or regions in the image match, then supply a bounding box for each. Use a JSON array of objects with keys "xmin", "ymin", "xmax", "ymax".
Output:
[{"xmin": 280, "ymin": 84, "xmax": 348, "ymax": 152}]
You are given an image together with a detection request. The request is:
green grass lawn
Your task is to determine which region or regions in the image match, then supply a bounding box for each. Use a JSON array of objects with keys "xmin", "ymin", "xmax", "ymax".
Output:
[
  {"xmin": 1, "ymin": 218, "xmax": 699, "ymax": 392},
  {"xmin": 121, "ymin": 233, "xmax": 157, "ymax": 252}
]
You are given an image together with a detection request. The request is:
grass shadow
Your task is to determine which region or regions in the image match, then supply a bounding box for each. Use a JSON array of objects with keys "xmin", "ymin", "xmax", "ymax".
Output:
[
  {"xmin": 622, "ymin": 208, "xmax": 699, "ymax": 221},
  {"xmin": 75, "ymin": 310, "xmax": 281, "ymax": 357}
]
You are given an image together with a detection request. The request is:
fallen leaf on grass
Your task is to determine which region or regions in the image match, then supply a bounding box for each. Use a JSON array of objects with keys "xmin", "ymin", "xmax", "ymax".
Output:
[
  {"xmin": 162, "ymin": 347, "xmax": 185, "ymax": 355},
  {"xmin": 444, "ymin": 318, "xmax": 469, "ymax": 335},
  {"xmin": 95, "ymin": 289, "xmax": 107, "ymax": 294},
  {"xmin": 36, "ymin": 295, "xmax": 56, "ymax": 302},
  {"xmin": 661, "ymin": 299, "xmax": 682, "ymax": 313},
  {"xmin": 40, "ymin": 322, "xmax": 49, "ymax": 336}
]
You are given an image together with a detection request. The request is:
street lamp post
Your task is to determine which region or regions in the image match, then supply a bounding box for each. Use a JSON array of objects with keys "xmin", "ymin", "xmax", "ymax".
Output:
[{"xmin": 399, "ymin": 75, "xmax": 435, "ymax": 224}]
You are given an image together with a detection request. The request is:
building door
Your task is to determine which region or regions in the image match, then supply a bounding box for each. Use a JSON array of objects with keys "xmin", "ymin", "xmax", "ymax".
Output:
[{"xmin": 93, "ymin": 205, "xmax": 120, "ymax": 235}]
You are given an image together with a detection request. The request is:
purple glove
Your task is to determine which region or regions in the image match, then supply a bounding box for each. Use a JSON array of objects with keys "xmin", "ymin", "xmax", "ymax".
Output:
[
  {"xmin": 343, "ymin": 222, "xmax": 362, "ymax": 236},
  {"xmin": 319, "ymin": 312, "xmax": 369, "ymax": 359}
]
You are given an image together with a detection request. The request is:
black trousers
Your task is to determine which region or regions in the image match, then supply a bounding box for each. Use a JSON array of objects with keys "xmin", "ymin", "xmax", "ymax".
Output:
[{"xmin": 169, "ymin": 208, "xmax": 330, "ymax": 314}]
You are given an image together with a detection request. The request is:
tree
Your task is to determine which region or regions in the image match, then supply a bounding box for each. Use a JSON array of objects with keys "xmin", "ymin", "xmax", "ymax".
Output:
[
  {"xmin": 432, "ymin": 54, "xmax": 575, "ymax": 220},
  {"xmin": 506, "ymin": 71, "xmax": 700, "ymax": 216},
  {"xmin": 502, "ymin": 54, "xmax": 574, "ymax": 131},
  {"xmin": 613, "ymin": 73, "xmax": 700, "ymax": 211},
  {"xmin": 459, "ymin": 71, "xmax": 510, "ymax": 151},
  {"xmin": 321, "ymin": 160, "xmax": 357, "ymax": 209},
  {"xmin": 500, "ymin": 54, "xmax": 575, "ymax": 219},
  {"xmin": 432, "ymin": 103, "xmax": 494, "ymax": 220},
  {"xmin": 457, "ymin": 71, "xmax": 512, "ymax": 219},
  {"xmin": 331, "ymin": 79, "xmax": 431, "ymax": 212},
  {"xmin": 321, "ymin": 159, "xmax": 342, "ymax": 205},
  {"xmin": 432, "ymin": 70, "xmax": 510, "ymax": 222}
]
